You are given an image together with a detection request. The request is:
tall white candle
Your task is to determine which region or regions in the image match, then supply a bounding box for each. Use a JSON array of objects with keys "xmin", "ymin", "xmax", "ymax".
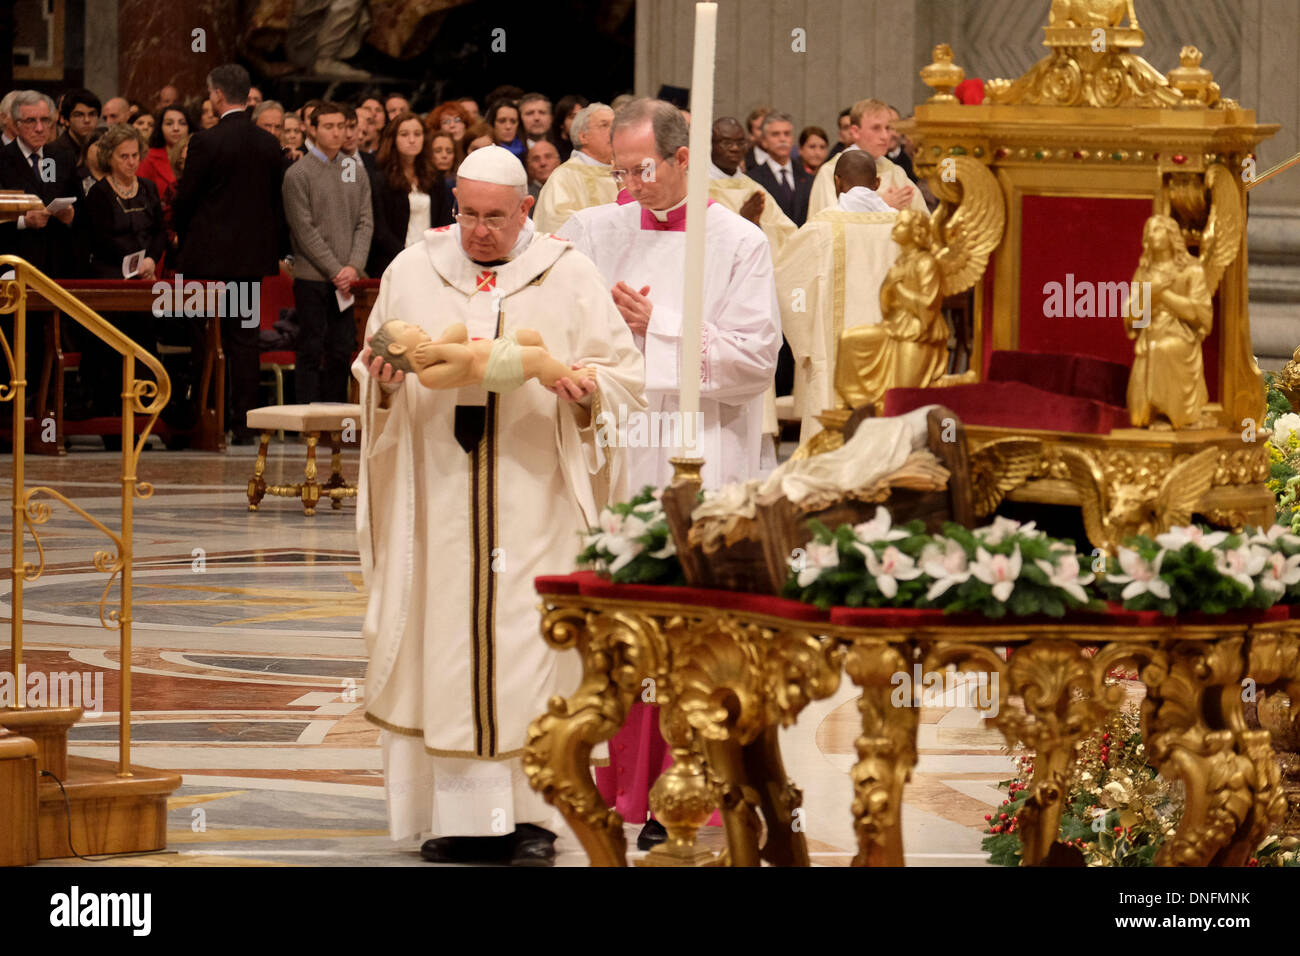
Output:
[{"xmin": 678, "ymin": 1, "xmax": 716, "ymax": 459}]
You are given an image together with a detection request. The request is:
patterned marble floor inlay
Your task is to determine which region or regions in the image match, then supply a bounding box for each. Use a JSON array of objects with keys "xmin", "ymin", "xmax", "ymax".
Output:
[{"xmin": 4, "ymin": 447, "xmax": 1008, "ymax": 867}]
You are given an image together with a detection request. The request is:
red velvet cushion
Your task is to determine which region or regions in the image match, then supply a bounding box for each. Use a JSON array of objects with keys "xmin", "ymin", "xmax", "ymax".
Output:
[
  {"xmin": 261, "ymin": 350, "xmax": 295, "ymax": 366},
  {"xmin": 987, "ymin": 350, "xmax": 1129, "ymax": 408},
  {"xmin": 1177, "ymin": 604, "xmax": 1289, "ymax": 627},
  {"xmin": 535, "ymin": 572, "xmax": 830, "ymax": 621},
  {"xmin": 535, "ymin": 574, "xmax": 584, "ymax": 596},
  {"xmin": 885, "ymin": 381, "xmax": 1130, "ymax": 434}
]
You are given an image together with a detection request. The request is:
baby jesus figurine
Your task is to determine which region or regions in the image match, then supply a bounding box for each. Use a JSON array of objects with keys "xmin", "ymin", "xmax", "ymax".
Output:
[{"xmin": 367, "ymin": 319, "xmax": 596, "ymax": 393}]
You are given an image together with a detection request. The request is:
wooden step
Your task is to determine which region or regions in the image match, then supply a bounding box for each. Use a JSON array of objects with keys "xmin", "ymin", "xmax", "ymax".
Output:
[
  {"xmin": 37, "ymin": 755, "xmax": 182, "ymax": 859},
  {"xmin": 0, "ymin": 706, "xmax": 80, "ymax": 778}
]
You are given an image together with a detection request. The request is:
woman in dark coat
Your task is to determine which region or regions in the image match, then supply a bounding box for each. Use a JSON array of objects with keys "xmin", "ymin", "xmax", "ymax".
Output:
[
  {"xmin": 366, "ymin": 111, "xmax": 451, "ymax": 278},
  {"xmin": 80, "ymin": 124, "xmax": 167, "ymax": 426}
]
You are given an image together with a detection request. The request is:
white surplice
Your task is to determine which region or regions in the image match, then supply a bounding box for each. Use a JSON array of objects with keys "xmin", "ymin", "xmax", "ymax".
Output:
[
  {"xmin": 806, "ymin": 146, "xmax": 927, "ymax": 219},
  {"xmin": 532, "ymin": 150, "xmax": 619, "ymax": 234},
  {"xmin": 352, "ymin": 220, "xmax": 646, "ymax": 839},
  {"xmin": 559, "ymin": 198, "xmax": 781, "ymax": 491},
  {"xmin": 775, "ymin": 206, "xmax": 901, "ymax": 442}
]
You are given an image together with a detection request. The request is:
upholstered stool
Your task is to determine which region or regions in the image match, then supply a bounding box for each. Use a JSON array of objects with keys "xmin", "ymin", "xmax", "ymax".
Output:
[{"xmin": 245, "ymin": 403, "xmax": 361, "ymax": 515}]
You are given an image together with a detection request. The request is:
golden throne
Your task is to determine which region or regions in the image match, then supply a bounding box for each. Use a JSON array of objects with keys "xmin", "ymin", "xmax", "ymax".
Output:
[{"xmin": 827, "ymin": 0, "xmax": 1279, "ymax": 551}]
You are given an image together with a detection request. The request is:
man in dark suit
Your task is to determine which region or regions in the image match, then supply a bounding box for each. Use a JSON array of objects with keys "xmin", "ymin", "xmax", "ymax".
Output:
[
  {"xmin": 0, "ymin": 90, "xmax": 85, "ymax": 410},
  {"xmin": 173, "ymin": 63, "xmax": 288, "ymax": 444},
  {"xmin": 743, "ymin": 111, "xmax": 813, "ymax": 226},
  {"xmin": 53, "ymin": 88, "xmax": 100, "ymax": 183}
]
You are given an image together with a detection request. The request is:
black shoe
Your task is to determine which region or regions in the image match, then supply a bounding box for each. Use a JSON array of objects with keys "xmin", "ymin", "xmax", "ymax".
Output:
[
  {"xmin": 510, "ymin": 824, "xmax": 556, "ymax": 866},
  {"xmin": 101, "ymin": 434, "xmax": 122, "ymax": 452},
  {"xmin": 229, "ymin": 431, "xmax": 256, "ymax": 446},
  {"xmin": 636, "ymin": 819, "xmax": 667, "ymax": 851},
  {"xmin": 420, "ymin": 833, "xmax": 513, "ymax": 864}
]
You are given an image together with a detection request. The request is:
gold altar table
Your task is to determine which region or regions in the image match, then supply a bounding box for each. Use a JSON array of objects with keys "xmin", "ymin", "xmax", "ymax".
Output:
[{"xmin": 525, "ymin": 573, "xmax": 1300, "ymax": 867}]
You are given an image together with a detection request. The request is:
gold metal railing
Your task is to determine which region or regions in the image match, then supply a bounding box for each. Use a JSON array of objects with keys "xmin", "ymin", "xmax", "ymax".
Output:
[{"xmin": 1, "ymin": 254, "xmax": 170, "ymax": 777}]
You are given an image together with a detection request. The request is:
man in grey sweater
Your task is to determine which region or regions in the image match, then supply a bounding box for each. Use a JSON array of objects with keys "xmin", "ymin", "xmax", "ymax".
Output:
[{"xmin": 283, "ymin": 100, "xmax": 373, "ymax": 403}]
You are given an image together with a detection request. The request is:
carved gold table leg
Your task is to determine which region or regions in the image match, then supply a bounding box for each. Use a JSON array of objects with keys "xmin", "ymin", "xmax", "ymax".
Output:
[
  {"xmin": 845, "ymin": 639, "xmax": 916, "ymax": 866},
  {"xmin": 1142, "ymin": 636, "xmax": 1264, "ymax": 866},
  {"xmin": 1240, "ymin": 628, "xmax": 1300, "ymax": 851},
  {"xmin": 524, "ymin": 605, "xmax": 667, "ymax": 867},
  {"xmin": 927, "ymin": 639, "xmax": 1157, "ymax": 866},
  {"xmin": 700, "ymin": 738, "xmax": 762, "ymax": 866},
  {"xmin": 301, "ymin": 431, "xmax": 320, "ymax": 515},
  {"xmin": 640, "ymin": 702, "xmax": 721, "ymax": 866},
  {"xmin": 743, "ymin": 725, "xmax": 810, "ymax": 866},
  {"xmin": 247, "ymin": 431, "xmax": 270, "ymax": 510}
]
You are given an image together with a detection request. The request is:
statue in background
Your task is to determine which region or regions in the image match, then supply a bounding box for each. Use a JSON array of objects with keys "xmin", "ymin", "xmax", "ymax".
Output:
[
  {"xmin": 1125, "ymin": 215, "xmax": 1213, "ymax": 429},
  {"xmin": 1128, "ymin": 165, "xmax": 1242, "ymax": 430}
]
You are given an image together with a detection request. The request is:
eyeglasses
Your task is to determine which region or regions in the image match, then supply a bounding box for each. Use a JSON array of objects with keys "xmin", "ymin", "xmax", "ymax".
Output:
[
  {"xmin": 456, "ymin": 211, "xmax": 514, "ymax": 231},
  {"xmin": 441, "ymin": 117, "xmax": 465, "ymax": 127},
  {"xmin": 610, "ymin": 156, "xmax": 671, "ymax": 185},
  {"xmin": 16, "ymin": 117, "xmax": 50, "ymax": 128}
]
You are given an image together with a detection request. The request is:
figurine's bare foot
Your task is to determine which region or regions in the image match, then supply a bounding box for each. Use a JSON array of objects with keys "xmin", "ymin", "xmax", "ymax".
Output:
[
  {"xmin": 438, "ymin": 322, "xmax": 469, "ymax": 344},
  {"xmin": 1147, "ymin": 420, "xmax": 1174, "ymax": 432}
]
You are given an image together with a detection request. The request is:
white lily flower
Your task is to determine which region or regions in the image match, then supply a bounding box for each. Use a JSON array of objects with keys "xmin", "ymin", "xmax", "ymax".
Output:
[
  {"xmin": 1215, "ymin": 545, "xmax": 1267, "ymax": 592},
  {"xmin": 606, "ymin": 536, "xmax": 645, "ymax": 574},
  {"xmin": 922, "ymin": 539, "xmax": 972, "ymax": 600},
  {"xmin": 859, "ymin": 544, "xmax": 923, "ymax": 599},
  {"xmin": 1249, "ymin": 525, "xmax": 1300, "ymax": 550},
  {"xmin": 977, "ymin": 516, "xmax": 1038, "ymax": 546},
  {"xmin": 852, "ymin": 506, "xmax": 909, "ymax": 545},
  {"xmin": 1034, "ymin": 552, "xmax": 1094, "ymax": 603},
  {"xmin": 1257, "ymin": 547, "xmax": 1300, "ymax": 597},
  {"xmin": 794, "ymin": 541, "xmax": 839, "ymax": 588},
  {"xmin": 970, "ymin": 545, "xmax": 1022, "ymax": 602},
  {"xmin": 1110, "ymin": 548, "xmax": 1171, "ymax": 601},
  {"xmin": 1155, "ymin": 525, "xmax": 1227, "ymax": 551}
]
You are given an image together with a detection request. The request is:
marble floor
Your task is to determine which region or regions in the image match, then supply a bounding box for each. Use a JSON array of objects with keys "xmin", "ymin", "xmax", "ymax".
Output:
[{"xmin": 2, "ymin": 437, "xmax": 1019, "ymax": 867}]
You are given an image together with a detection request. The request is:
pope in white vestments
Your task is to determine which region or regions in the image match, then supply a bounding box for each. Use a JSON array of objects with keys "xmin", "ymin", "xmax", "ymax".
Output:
[
  {"xmin": 777, "ymin": 150, "xmax": 903, "ymax": 442},
  {"xmin": 532, "ymin": 103, "xmax": 618, "ymax": 234},
  {"xmin": 353, "ymin": 146, "xmax": 645, "ymax": 865},
  {"xmin": 805, "ymin": 98, "xmax": 927, "ymax": 219}
]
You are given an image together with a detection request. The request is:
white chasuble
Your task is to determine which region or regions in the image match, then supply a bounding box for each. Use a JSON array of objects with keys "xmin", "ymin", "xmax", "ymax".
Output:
[
  {"xmin": 353, "ymin": 223, "xmax": 645, "ymax": 838},
  {"xmin": 806, "ymin": 148, "xmax": 927, "ymax": 219},
  {"xmin": 558, "ymin": 199, "xmax": 781, "ymax": 491},
  {"xmin": 775, "ymin": 207, "xmax": 901, "ymax": 442},
  {"xmin": 532, "ymin": 153, "xmax": 619, "ymax": 234}
]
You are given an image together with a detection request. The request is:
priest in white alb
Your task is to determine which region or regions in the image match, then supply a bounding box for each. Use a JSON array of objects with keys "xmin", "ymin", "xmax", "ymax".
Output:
[
  {"xmin": 777, "ymin": 149, "xmax": 902, "ymax": 442},
  {"xmin": 532, "ymin": 103, "xmax": 617, "ymax": 234},
  {"xmin": 353, "ymin": 146, "xmax": 645, "ymax": 866},
  {"xmin": 806, "ymin": 97, "xmax": 928, "ymax": 219},
  {"xmin": 557, "ymin": 98, "xmax": 780, "ymax": 848},
  {"xmin": 559, "ymin": 98, "xmax": 781, "ymax": 492}
]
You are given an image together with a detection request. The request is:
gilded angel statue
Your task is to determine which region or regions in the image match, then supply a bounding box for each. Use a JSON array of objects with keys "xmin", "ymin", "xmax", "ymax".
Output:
[
  {"xmin": 834, "ymin": 155, "xmax": 1005, "ymax": 413},
  {"xmin": 1126, "ymin": 166, "xmax": 1241, "ymax": 429}
]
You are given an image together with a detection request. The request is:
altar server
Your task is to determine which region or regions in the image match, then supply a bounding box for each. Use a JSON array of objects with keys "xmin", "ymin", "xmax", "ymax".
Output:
[
  {"xmin": 776, "ymin": 150, "xmax": 902, "ymax": 441},
  {"xmin": 353, "ymin": 145, "xmax": 645, "ymax": 866}
]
